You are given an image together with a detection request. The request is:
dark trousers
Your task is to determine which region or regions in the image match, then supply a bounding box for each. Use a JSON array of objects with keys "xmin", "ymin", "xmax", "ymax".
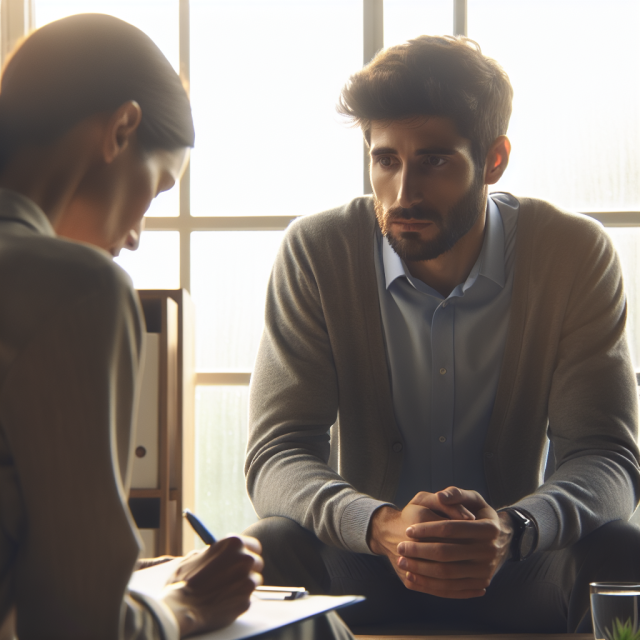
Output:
[{"xmin": 244, "ymin": 517, "xmax": 640, "ymax": 635}]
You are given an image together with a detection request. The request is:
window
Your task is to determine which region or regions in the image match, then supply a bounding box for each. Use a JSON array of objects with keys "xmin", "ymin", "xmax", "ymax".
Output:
[{"xmin": 8, "ymin": 0, "xmax": 640, "ymax": 539}]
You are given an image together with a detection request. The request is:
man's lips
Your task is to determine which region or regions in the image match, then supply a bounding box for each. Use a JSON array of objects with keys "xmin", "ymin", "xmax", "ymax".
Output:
[{"xmin": 390, "ymin": 219, "xmax": 434, "ymax": 232}]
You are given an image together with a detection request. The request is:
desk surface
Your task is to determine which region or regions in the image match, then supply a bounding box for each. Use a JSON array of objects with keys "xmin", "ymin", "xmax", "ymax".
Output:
[{"xmin": 354, "ymin": 635, "xmax": 593, "ymax": 640}]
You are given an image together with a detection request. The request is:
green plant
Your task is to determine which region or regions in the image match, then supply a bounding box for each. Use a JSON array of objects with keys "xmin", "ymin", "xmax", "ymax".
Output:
[{"xmin": 604, "ymin": 618, "xmax": 640, "ymax": 640}]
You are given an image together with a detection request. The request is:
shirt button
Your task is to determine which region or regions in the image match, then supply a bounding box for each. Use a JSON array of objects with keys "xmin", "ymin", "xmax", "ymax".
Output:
[
  {"xmin": 442, "ymin": 301, "xmax": 448, "ymax": 308},
  {"xmin": 439, "ymin": 436, "xmax": 447, "ymax": 443},
  {"xmin": 439, "ymin": 368, "xmax": 446, "ymax": 375},
  {"xmin": 392, "ymin": 442, "xmax": 403, "ymax": 453}
]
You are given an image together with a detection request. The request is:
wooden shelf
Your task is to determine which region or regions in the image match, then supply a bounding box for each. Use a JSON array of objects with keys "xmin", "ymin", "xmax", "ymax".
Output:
[{"xmin": 128, "ymin": 289, "xmax": 195, "ymax": 556}]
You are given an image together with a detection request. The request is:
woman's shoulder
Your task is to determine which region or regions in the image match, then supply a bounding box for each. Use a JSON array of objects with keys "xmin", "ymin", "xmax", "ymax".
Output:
[
  {"xmin": 0, "ymin": 234, "xmax": 138, "ymax": 372},
  {"xmin": 1, "ymin": 233, "xmax": 133, "ymax": 303}
]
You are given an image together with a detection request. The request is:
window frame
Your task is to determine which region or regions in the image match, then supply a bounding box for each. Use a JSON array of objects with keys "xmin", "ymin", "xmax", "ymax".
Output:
[{"xmin": 4, "ymin": 0, "xmax": 640, "ymax": 391}]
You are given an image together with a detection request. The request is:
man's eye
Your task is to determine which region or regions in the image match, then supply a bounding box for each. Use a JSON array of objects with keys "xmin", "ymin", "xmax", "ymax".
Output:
[
  {"xmin": 425, "ymin": 156, "xmax": 446, "ymax": 167},
  {"xmin": 376, "ymin": 156, "xmax": 394, "ymax": 167}
]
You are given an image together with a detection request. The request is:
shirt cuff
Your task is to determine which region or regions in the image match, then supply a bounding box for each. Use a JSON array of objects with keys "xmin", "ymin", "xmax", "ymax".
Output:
[
  {"xmin": 340, "ymin": 496, "xmax": 394, "ymax": 554},
  {"xmin": 129, "ymin": 589, "xmax": 180, "ymax": 640},
  {"xmin": 510, "ymin": 495, "xmax": 560, "ymax": 553}
]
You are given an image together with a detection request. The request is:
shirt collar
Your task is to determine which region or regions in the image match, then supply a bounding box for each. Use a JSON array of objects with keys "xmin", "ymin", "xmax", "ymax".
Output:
[
  {"xmin": 0, "ymin": 188, "xmax": 56, "ymax": 237},
  {"xmin": 475, "ymin": 195, "xmax": 506, "ymax": 288},
  {"xmin": 381, "ymin": 195, "xmax": 506, "ymax": 292}
]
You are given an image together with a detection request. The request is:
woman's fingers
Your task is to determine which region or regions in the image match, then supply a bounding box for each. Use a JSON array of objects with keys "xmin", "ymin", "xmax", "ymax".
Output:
[
  {"xmin": 162, "ymin": 536, "xmax": 265, "ymax": 636},
  {"xmin": 237, "ymin": 534, "xmax": 262, "ymax": 556}
]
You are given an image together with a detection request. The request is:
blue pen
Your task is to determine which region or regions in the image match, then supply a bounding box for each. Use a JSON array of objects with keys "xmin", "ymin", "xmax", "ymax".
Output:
[{"xmin": 183, "ymin": 509, "xmax": 217, "ymax": 545}]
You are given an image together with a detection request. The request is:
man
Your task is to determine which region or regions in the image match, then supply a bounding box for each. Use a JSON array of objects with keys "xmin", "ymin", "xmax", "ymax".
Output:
[{"xmin": 245, "ymin": 35, "xmax": 640, "ymax": 633}]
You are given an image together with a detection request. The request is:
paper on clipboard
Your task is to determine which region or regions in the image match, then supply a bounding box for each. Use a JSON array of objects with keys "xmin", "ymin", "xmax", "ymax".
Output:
[{"xmin": 129, "ymin": 559, "xmax": 363, "ymax": 640}]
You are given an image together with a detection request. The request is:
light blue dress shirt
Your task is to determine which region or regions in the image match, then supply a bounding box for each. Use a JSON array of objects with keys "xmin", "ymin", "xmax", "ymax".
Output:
[{"xmin": 374, "ymin": 193, "xmax": 519, "ymax": 507}]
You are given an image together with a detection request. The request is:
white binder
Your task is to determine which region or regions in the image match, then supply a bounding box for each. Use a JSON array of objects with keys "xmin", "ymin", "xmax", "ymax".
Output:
[{"xmin": 131, "ymin": 333, "xmax": 160, "ymax": 489}]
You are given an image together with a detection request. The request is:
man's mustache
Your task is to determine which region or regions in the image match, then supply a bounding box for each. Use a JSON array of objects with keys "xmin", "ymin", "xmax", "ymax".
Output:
[{"xmin": 385, "ymin": 205, "xmax": 442, "ymax": 223}]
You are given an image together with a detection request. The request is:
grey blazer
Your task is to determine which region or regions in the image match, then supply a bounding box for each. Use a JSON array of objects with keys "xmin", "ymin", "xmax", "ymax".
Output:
[
  {"xmin": 246, "ymin": 195, "xmax": 640, "ymax": 555},
  {"xmin": 0, "ymin": 189, "xmax": 177, "ymax": 639}
]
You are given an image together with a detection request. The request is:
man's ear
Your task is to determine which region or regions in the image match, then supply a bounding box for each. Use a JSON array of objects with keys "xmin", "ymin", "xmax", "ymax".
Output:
[
  {"xmin": 483, "ymin": 135, "xmax": 511, "ymax": 185},
  {"xmin": 103, "ymin": 101, "xmax": 143, "ymax": 163}
]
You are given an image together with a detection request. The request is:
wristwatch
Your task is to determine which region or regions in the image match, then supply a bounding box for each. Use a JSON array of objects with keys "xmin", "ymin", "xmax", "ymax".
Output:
[{"xmin": 501, "ymin": 508, "xmax": 538, "ymax": 561}]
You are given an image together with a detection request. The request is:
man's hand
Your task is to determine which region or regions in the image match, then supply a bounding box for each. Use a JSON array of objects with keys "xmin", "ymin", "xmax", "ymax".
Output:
[
  {"xmin": 161, "ymin": 535, "xmax": 263, "ymax": 638},
  {"xmin": 367, "ymin": 492, "xmax": 475, "ymax": 585},
  {"xmin": 396, "ymin": 487, "xmax": 514, "ymax": 599}
]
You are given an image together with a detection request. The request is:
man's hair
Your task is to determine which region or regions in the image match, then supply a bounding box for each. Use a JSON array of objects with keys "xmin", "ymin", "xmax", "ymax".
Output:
[
  {"xmin": 337, "ymin": 35, "xmax": 513, "ymax": 170},
  {"xmin": 0, "ymin": 13, "xmax": 194, "ymax": 169}
]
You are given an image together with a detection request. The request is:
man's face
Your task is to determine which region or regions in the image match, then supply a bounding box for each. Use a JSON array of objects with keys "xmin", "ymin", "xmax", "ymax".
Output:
[{"xmin": 370, "ymin": 116, "xmax": 486, "ymax": 262}]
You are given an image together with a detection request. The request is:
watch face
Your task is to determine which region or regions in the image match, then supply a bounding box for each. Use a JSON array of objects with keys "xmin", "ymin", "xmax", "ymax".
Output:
[
  {"xmin": 506, "ymin": 509, "xmax": 537, "ymax": 561},
  {"xmin": 519, "ymin": 523, "xmax": 536, "ymax": 559}
]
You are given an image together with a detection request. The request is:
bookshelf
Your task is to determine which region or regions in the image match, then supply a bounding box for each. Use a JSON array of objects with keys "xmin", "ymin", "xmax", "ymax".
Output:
[{"xmin": 129, "ymin": 289, "xmax": 195, "ymax": 556}]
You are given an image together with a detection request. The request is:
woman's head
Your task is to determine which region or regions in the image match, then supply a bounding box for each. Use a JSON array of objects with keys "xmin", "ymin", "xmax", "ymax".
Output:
[
  {"xmin": 0, "ymin": 13, "xmax": 194, "ymax": 168},
  {"xmin": 0, "ymin": 14, "xmax": 193, "ymax": 255}
]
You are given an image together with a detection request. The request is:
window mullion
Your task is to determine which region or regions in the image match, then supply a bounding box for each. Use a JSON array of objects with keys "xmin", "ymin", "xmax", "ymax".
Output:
[
  {"xmin": 1, "ymin": 0, "xmax": 34, "ymax": 66},
  {"xmin": 453, "ymin": 0, "xmax": 467, "ymax": 36},
  {"xmin": 362, "ymin": 0, "xmax": 383, "ymax": 195},
  {"xmin": 179, "ymin": 0, "xmax": 191, "ymax": 291}
]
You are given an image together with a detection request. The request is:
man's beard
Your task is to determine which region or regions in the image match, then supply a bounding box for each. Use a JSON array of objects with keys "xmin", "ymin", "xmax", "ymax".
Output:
[{"xmin": 374, "ymin": 175, "xmax": 486, "ymax": 262}]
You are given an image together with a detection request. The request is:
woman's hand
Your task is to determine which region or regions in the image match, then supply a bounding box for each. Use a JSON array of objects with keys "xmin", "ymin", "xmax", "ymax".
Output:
[
  {"xmin": 135, "ymin": 555, "xmax": 175, "ymax": 571},
  {"xmin": 161, "ymin": 535, "xmax": 264, "ymax": 637}
]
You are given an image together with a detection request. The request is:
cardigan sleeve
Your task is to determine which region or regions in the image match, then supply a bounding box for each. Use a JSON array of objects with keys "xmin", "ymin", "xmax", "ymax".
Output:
[
  {"xmin": 0, "ymin": 267, "xmax": 178, "ymax": 639},
  {"xmin": 511, "ymin": 216, "xmax": 640, "ymax": 552},
  {"xmin": 245, "ymin": 220, "xmax": 392, "ymax": 554}
]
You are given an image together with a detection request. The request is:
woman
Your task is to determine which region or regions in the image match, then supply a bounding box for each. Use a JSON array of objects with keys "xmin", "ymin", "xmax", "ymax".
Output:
[{"xmin": 0, "ymin": 14, "xmax": 263, "ymax": 639}]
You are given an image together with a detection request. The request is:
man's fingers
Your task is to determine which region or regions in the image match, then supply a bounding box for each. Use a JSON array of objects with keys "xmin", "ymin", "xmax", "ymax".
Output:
[
  {"xmin": 409, "ymin": 491, "xmax": 475, "ymax": 521},
  {"xmin": 404, "ymin": 503, "xmax": 449, "ymax": 524},
  {"xmin": 406, "ymin": 518, "xmax": 500, "ymax": 541},
  {"xmin": 398, "ymin": 538, "xmax": 498, "ymax": 564},
  {"xmin": 437, "ymin": 487, "xmax": 488, "ymax": 511},
  {"xmin": 397, "ymin": 555, "xmax": 491, "ymax": 580},
  {"xmin": 403, "ymin": 572, "xmax": 488, "ymax": 599}
]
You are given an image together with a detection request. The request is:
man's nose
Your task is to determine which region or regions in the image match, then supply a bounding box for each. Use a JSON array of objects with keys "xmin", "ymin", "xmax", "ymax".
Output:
[{"xmin": 397, "ymin": 165, "xmax": 423, "ymax": 209}]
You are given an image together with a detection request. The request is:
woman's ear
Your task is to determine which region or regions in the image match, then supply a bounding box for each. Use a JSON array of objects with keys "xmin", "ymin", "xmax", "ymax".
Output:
[
  {"xmin": 484, "ymin": 135, "xmax": 511, "ymax": 185},
  {"xmin": 103, "ymin": 101, "xmax": 142, "ymax": 163}
]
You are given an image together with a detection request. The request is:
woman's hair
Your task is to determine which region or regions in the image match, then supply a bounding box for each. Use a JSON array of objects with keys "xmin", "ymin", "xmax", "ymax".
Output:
[
  {"xmin": 337, "ymin": 35, "xmax": 513, "ymax": 171},
  {"xmin": 0, "ymin": 13, "xmax": 194, "ymax": 169}
]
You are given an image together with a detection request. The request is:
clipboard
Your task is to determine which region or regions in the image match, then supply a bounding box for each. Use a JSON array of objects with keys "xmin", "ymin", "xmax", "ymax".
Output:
[{"xmin": 129, "ymin": 558, "xmax": 364, "ymax": 640}]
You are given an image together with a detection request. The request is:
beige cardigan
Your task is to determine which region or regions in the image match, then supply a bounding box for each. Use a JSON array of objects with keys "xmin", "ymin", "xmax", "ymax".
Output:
[{"xmin": 246, "ymin": 194, "xmax": 640, "ymax": 556}]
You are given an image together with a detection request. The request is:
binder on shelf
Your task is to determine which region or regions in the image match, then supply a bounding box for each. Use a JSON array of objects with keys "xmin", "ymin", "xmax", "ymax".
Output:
[{"xmin": 131, "ymin": 333, "xmax": 160, "ymax": 489}]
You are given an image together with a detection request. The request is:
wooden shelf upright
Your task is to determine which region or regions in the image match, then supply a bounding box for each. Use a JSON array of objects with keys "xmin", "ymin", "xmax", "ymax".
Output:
[{"xmin": 129, "ymin": 289, "xmax": 195, "ymax": 556}]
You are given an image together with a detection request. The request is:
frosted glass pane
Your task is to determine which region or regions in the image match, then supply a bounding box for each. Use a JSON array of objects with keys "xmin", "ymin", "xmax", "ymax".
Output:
[
  {"xmin": 35, "ymin": 0, "xmax": 179, "ymax": 72},
  {"xmin": 384, "ymin": 0, "xmax": 453, "ymax": 47},
  {"xmin": 605, "ymin": 228, "xmax": 640, "ymax": 369},
  {"xmin": 468, "ymin": 0, "xmax": 640, "ymax": 212},
  {"xmin": 145, "ymin": 184, "xmax": 180, "ymax": 217},
  {"xmin": 190, "ymin": 0, "xmax": 363, "ymax": 217},
  {"xmin": 194, "ymin": 386, "xmax": 256, "ymax": 544},
  {"xmin": 114, "ymin": 230, "xmax": 180, "ymax": 289},
  {"xmin": 191, "ymin": 231, "xmax": 284, "ymax": 371}
]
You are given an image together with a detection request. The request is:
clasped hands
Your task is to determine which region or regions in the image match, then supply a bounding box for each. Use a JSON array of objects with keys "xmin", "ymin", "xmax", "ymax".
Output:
[{"xmin": 367, "ymin": 487, "xmax": 514, "ymax": 599}]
